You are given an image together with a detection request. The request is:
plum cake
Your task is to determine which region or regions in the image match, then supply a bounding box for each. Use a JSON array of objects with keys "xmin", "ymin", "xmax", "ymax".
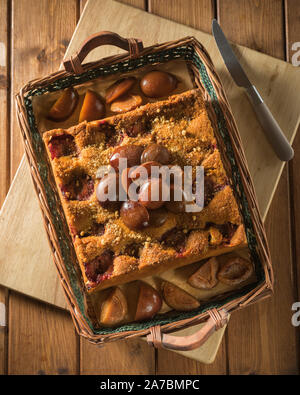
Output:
[{"xmin": 43, "ymin": 89, "xmax": 247, "ymax": 293}]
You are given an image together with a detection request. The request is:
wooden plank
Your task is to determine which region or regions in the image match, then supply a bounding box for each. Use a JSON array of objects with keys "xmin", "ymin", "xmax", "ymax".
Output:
[
  {"xmin": 0, "ymin": 286, "xmax": 8, "ymax": 375},
  {"xmin": 10, "ymin": 0, "xmax": 78, "ymax": 180},
  {"xmin": 0, "ymin": 0, "xmax": 9, "ymax": 374},
  {"xmin": 285, "ymin": 0, "xmax": 300, "ymax": 331},
  {"xmin": 78, "ymin": 0, "xmax": 155, "ymax": 374},
  {"xmin": 117, "ymin": 0, "xmax": 145, "ymax": 9},
  {"xmin": 285, "ymin": 0, "xmax": 300, "ymax": 62},
  {"xmin": 149, "ymin": 0, "xmax": 215, "ymax": 33},
  {"xmin": 263, "ymin": 171, "xmax": 298, "ymax": 374},
  {"xmin": 80, "ymin": 0, "xmax": 88, "ymax": 14},
  {"xmin": 82, "ymin": 0, "xmax": 146, "ymax": 15},
  {"xmin": 219, "ymin": 0, "xmax": 299, "ymax": 374},
  {"xmin": 0, "ymin": 158, "xmax": 68, "ymax": 309},
  {"xmin": 0, "ymin": 0, "xmax": 10, "ymax": 207},
  {"xmin": 80, "ymin": 338, "xmax": 155, "ymax": 374},
  {"xmin": 226, "ymin": 172, "xmax": 298, "ymax": 374},
  {"xmin": 147, "ymin": 0, "xmax": 226, "ymax": 374},
  {"xmin": 8, "ymin": 293, "xmax": 78, "ymax": 375},
  {"xmin": 8, "ymin": 0, "xmax": 79, "ymax": 375},
  {"xmin": 218, "ymin": 0, "xmax": 285, "ymax": 59}
]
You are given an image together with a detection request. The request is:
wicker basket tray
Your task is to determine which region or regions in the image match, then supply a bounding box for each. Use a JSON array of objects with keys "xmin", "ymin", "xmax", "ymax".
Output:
[{"xmin": 15, "ymin": 32, "xmax": 273, "ymax": 351}]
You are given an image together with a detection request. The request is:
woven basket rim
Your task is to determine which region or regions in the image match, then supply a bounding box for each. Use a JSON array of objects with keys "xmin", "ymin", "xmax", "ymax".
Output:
[{"xmin": 15, "ymin": 35, "xmax": 273, "ymax": 344}]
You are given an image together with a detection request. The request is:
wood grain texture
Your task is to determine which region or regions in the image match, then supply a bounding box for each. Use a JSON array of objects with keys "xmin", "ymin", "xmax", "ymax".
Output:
[
  {"xmin": 0, "ymin": 0, "xmax": 10, "ymax": 207},
  {"xmin": 8, "ymin": 293, "xmax": 78, "ymax": 375},
  {"xmin": 80, "ymin": 0, "xmax": 88, "ymax": 14},
  {"xmin": 285, "ymin": 0, "xmax": 300, "ymax": 62},
  {"xmin": 10, "ymin": 0, "xmax": 78, "ymax": 180},
  {"xmin": 0, "ymin": 158, "xmax": 68, "ymax": 309},
  {"xmin": 0, "ymin": 0, "xmax": 9, "ymax": 374},
  {"xmin": 227, "ymin": 172, "xmax": 299, "ymax": 374},
  {"xmin": 149, "ymin": 0, "xmax": 215, "ymax": 33},
  {"xmin": 117, "ymin": 0, "xmax": 146, "ymax": 9},
  {"xmin": 218, "ymin": 0, "xmax": 285, "ymax": 59},
  {"xmin": 286, "ymin": 0, "xmax": 300, "ymax": 328},
  {"xmin": 7, "ymin": 0, "xmax": 79, "ymax": 375},
  {"xmin": 80, "ymin": 338, "xmax": 155, "ymax": 374},
  {"xmin": 0, "ymin": 287, "xmax": 8, "ymax": 375},
  {"xmin": 219, "ymin": 0, "xmax": 299, "ymax": 374}
]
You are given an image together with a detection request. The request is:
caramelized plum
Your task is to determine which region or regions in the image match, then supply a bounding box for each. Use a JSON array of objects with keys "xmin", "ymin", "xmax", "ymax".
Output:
[
  {"xmin": 60, "ymin": 174, "xmax": 94, "ymax": 201},
  {"xmin": 138, "ymin": 178, "xmax": 165, "ymax": 210},
  {"xmin": 79, "ymin": 90, "xmax": 105, "ymax": 122},
  {"xmin": 120, "ymin": 200, "xmax": 149, "ymax": 230},
  {"xmin": 127, "ymin": 119, "xmax": 147, "ymax": 137},
  {"xmin": 162, "ymin": 281, "xmax": 200, "ymax": 311},
  {"xmin": 121, "ymin": 168, "xmax": 146, "ymax": 201},
  {"xmin": 103, "ymin": 124, "xmax": 120, "ymax": 147},
  {"xmin": 204, "ymin": 177, "xmax": 225, "ymax": 206},
  {"xmin": 106, "ymin": 77, "xmax": 136, "ymax": 104},
  {"xmin": 76, "ymin": 177, "xmax": 94, "ymax": 201},
  {"xmin": 217, "ymin": 257, "xmax": 254, "ymax": 285},
  {"xmin": 140, "ymin": 71, "xmax": 177, "ymax": 98},
  {"xmin": 165, "ymin": 200, "xmax": 185, "ymax": 213},
  {"xmin": 188, "ymin": 257, "xmax": 219, "ymax": 289},
  {"xmin": 135, "ymin": 282, "xmax": 162, "ymax": 321},
  {"xmin": 96, "ymin": 172, "xmax": 121, "ymax": 207},
  {"xmin": 120, "ymin": 167, "xmax": 133, "ymax": 194},
  {"xmin": 160, "ymin": 229, "xmax": 186, "ymax": 253},
  {"xmin": 84, "ymin": 250, "xmax": 114, "ymax": 283},
  {"xmin": 100, "ymin": 287, "xmax": 128, "ymax": 326},
  {"xmin": 141, "ymin": 144, "xmax": 171, "ymax": 165},
  {"xmin": 92, "ymin": 223, "xmax": 105, "ymax": 236},
  {"xmin": 217, "ymin": 223, "xmax": 237, "ymax": 242},
  {"xmin": 48, "ymin": 133, "xmax": 76, "ymax": 159},
  {"xmin": 110, "ymin": 94, "xmax": 142, "ymax": 113},
  {"xmin": 47, "ymin": 87, "xmax": 78, "ymax": 122},
  {"xmin": 165, "ymin": 184, "xmax": 186, "ymax": 213},
  {"xmin": 123, "ymin": 243, "xmax": 140, "ymax": 258},
  {"xmin": 129, "ymin": 161, "xmax": 161, "ymax": 181},
  {"xmin": 148, "ymin": 208, "xmax": 169, "ymax": 227},
  {"xmin": 110, "ymin": 144, "xmax": 144, "ymax": 170}
]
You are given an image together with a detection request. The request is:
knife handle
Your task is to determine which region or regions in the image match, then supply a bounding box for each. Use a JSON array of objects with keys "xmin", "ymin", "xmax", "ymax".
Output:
[{"xmin": 246, "ymin": 85, "xmax": 294, "ymax": 162}]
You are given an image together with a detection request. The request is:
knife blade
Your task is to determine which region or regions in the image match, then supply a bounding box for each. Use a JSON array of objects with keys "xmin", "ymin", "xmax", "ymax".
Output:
[{"xmin": 212, "ymin": 19, "xmax": 294, "ymax": 162}]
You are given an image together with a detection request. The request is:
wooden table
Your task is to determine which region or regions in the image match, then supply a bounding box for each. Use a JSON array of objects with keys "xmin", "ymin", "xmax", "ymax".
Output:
[{"xmin": 0, "ymin": 0, "xmax": 299, "ymax": 375}]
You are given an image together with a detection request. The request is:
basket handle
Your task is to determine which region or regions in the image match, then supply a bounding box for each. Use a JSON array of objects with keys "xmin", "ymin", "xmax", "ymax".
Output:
[
  {"xmin": 147, "ymin": 308, "xmax": 228, "ymax": 351},
  {"xmin": 63, "ymin": 31, "xmax": 144, "ymax": 74}
]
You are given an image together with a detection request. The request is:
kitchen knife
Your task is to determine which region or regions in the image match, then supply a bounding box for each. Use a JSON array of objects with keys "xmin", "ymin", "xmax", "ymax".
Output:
[{"xmin": 212, "ymin": 19, "xmax": 294, "ymax": 162}]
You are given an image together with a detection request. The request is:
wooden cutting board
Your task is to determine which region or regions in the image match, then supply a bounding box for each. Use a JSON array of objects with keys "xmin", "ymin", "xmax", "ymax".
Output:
[{"xmin": 0, "ymin": 0, "xmax": 299, "ymax": 363}]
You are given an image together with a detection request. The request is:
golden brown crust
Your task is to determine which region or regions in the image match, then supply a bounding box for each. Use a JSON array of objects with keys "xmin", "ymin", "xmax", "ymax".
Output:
[
  {"xmin": 43, "ymin": 89, "xmax": 247, "ymax": 293},
  {"xmin": 112, "ymin": 255, "xmax": 138, "ymax": 276}
]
